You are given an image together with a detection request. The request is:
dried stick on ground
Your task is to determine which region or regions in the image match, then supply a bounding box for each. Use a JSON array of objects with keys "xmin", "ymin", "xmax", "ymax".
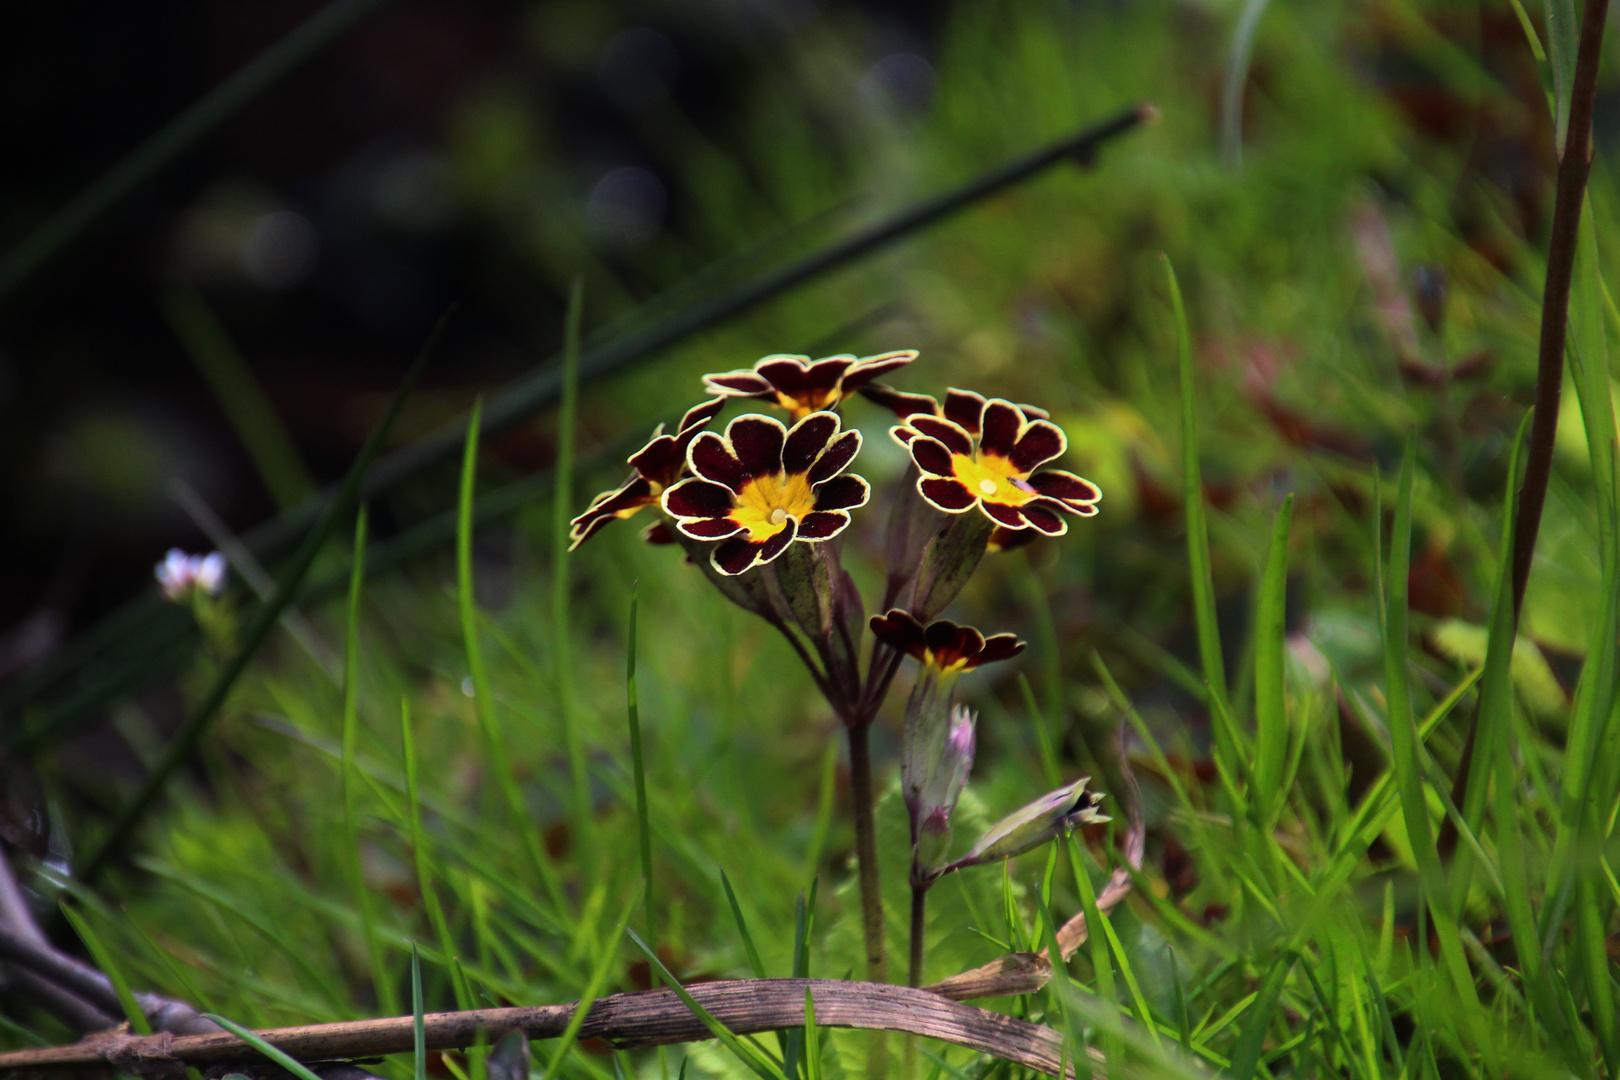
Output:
[{"xmin": 0, "ymin": 979, "xmax": 1097, "ymax": 1078}]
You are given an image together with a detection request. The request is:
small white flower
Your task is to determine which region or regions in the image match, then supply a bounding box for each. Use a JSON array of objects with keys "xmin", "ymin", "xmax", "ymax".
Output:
[{"xmin": 156, "ymin": 549, "xmax": 227, "ymax": 601}]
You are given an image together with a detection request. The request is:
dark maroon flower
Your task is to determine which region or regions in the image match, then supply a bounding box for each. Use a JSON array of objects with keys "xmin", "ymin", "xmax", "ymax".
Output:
[
  {"xmin": 661, "ymin": 411, "xmax": 870, "ymax": 576},
  {"xmin": 703, "ymin": 351, "xmax": 917, "ymax": 419},
  {"xmin": 869, "ymin": 609, "xmax": 1025, "ymax": 674},
  {"xmin": 891, "ymin": 389, "xmax": 1100, "ymax": 536},
  {"xmin": 569, "ymin": 398, "xmax": 725, "ymax": 549}
]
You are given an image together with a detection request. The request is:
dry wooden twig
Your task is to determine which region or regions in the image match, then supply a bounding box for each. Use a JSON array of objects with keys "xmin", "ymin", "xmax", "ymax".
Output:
[{"xmin": 0, "ymin": 978, "xmax": 1099, "ymax": 1078}]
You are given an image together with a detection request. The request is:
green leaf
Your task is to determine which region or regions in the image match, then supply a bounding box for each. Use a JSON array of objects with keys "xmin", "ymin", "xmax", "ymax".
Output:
[
  {"xmin": 1252, "ymin": 493, "xmax": 1293, "ymax": 822},
  {"xmin": 720, "ymin": 868, "xmax": 768, "ymax": 979}
]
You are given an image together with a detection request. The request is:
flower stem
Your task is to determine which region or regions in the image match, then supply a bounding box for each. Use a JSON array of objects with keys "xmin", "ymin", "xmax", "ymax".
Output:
[
  {"xmin": 847, "ymin": 722, "xmax": 887, "ymax": 986},
  {"xmin": 908, "ymin": 884, "xmax": 926, "ymax": 988}
]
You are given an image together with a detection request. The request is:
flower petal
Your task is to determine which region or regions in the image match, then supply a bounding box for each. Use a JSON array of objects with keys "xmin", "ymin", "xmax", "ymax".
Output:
[
  {"xmin": 976, "ymin": 634, "xmax": 1027, "ymax": 666},
  {"xmin": 797, "ymin": 510, "xmax": 850, "ymax": 540},
  {"xmin": 679, "ymin": 516, "xmax": 747, "ymax": 540},
  {"xmin": 838, "ymin": 349, "xmax": 917, "ymax": 393},
  {"xmin": 784, "ymin": 411, "xmax": 840, "ymax": 474},
  {"xmin": 703, "ymin": 370, "xmax": 774, "ymax": 396},
  {"xmin": 812, "ymin": 473, "xmax": 870, "ymax": 511},
  {"xmin": 807, "ymin": 429, "xmax": 862, "ymax": 484},
  {"xmin": 908, "ymin": 435, "xmax": 956, "ymax": 477},
  {"xmin": 688, "ymin": 432, "xmax": 748, "ymax": 491},
  {"xmin": 662, "ymin": 477, "xmax": 735, "ymax": 519},
  {"xmin": 641, "ymin": 521, "xmax": 677, "ymax": 544},
  {"xmin": 889, "ymin": 425, "xmax": 919, "ymax": 448},
  {"xmin": 1009, "ymin": 419, "xmax": 1067, "ymax": 473},
  {"xmin": 862, "ymin": 383, "xmax": 940, "ymax": 419},
  {"xmin": 754, "ymin": 355, "xmax": 819, "ymax": 394},
  {"xmin": 870, "ymin": 609, "xmax": 928, "ymax": 656},
  {"xmin": 978, "ymin": 399, "xmax": 1023, "ymax": 458},
  {"xmin": 919, "ymin": 476, "xmax": 976, "ymax": 511},
  {"xmin": 944, "ymin": 389, "xmax": 987, "ymax": 434},
  {"xmin": 628, "ymin": 434, "xmax": 681, "ymax": 482},
  {"xmin": 567, "ymin": 511, "xmax": 616, "ymax": 550},
  {"xmin": 1015, "ymin": 402, "xmax": 1050, "ymax": 421},
  {"xmin": 1027, "ymin": 469, "xmax": 1100, "ymax": 505},
  {"xmin": 726, "ymin": 415, "xmax": 787, "ymax": 477},
  {"xmin": 711, "ymin": 534, "xmax": 766, "ymax": 576},
  {"xmin": 979, "ymin": 500, "xmax": 1028, "ymax": 529},
  {"xmin": 908, "ymin": 416, "xmax": 973, "ymax": 457},
  {"xmin": 1020, "ymin": 502, "xmax": 1069, "ymax": 535},
  {"xmin": 756, "ymin": 519, "xmax": 798, "ymax": 564},
  {"xmin": 987, "ymin": 525, "xmax": 1038, "ymax": 553},
  {"xmin": 678, "ymin": 396, "xmax": 727, "ymax": 433}
]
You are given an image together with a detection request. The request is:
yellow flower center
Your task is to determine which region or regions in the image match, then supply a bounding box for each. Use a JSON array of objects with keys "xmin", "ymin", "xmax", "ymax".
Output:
[
  {"xmin": 951, "ymin": 452, "xmax": 1036, "ymax": 506},
  {"xmin": 732, "ymin": 472, "xmax": 818, "ymax": 542}
]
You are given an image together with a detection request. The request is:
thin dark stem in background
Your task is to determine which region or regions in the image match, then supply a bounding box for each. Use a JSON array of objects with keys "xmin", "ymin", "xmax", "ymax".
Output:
[
  {"xmin": 1441, "ymin": 0, "xmax": 1607, "ymax": 854},
  {"xmin": 0, "ymin": 106, "xmax": 1152, "ymax": 745}
]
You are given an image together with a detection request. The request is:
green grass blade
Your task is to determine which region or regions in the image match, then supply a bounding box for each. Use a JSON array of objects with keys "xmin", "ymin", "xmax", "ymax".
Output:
[
  {"xmin": 719, "ymin": 868, "xmax": 769, "ymax": 979},
  {"xmin": 412, "ymin": 944, "xmax": 427, "ymax": 1080},
  {"xmin": 1165, "ymin": 254, "xmax": 1230, "ymax": 718},
  {"xmin": 457, "ymin": 398, "xmax": 566, "ymax": 915},
  {"xmin": 554, "ymin": 277, "xmax": 592, "ymax": 856},
  {"xmin": 1252, "ymin": 493, "xmax": 1294, "ymax": 823},
  {"xmin": 340, "ymin": 503, "xmax": 395, "ymax": 1016},
  {"xmin": 627, "ymin": 582, "xmax": 656, "ymax": 946},
  {"xmin": 1225, "ymin": 952, "xmax": 1295, "ymax": 1080},
  {"xmin": 1067, "ymin": 835, "xmax": 1120, "ymax": 1074},
  {"xmin": 59, "ymin": 904, "xmax": 149, "ymax": 1034},
  {"xmin": 1382, "ymin": 439, "xmax": 1480, "ymax": 1021},
  {"xmin": 545, "ymin": 890, "xmax": 639, "ymax": 1079},
  {"xmin": 804, "ymin": 986, "xmax": 823, "ymax": 1080},
  {"xmin": 626, "ymin": 928, "xmax": 788, "ymax": 1080},
  {"xmin": 164, "ymin": 283, "xmax": 314, "ymax": 511},
  {"xmin": 1017, "ymin": 673, "xmax": 1062, "ymax": 788},
  {"xmin": 79, "ymin": 314, "xmax": 442, "ymax": 884},
  {"xmin": 203, "ymin": 1012, "xmax": 326, "ymax": 1080},
  {"xmin": 402, "ymin": 695, "xmax": 472, "ymax": 1011},
  {"xmin": 1169, "ymin": 946, "xmax": 1192, "ymax": 1054}
]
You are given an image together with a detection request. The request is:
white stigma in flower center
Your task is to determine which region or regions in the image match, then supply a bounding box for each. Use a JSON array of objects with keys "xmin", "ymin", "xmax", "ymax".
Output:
[
  {"xmin": 978, "ymin": 479, "xmax": 998, "ymax": 495},
  {"xmin": 771, "ymin": 508, "xmax": 789, "ymax": 525}
]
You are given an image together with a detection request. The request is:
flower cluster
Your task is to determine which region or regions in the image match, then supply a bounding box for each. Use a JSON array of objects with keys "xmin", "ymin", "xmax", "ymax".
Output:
[
  {"xmin": 570, "ymin": 346, "xmax": 1108, "ymax": 987},
  {"xmin": 892, "ymin": 389, "xmax": 1100, "ymax": 535}
]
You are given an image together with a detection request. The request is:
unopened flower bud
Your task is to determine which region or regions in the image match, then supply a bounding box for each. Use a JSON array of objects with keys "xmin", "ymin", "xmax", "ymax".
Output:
[
  {"xmin": 156, "ymin": 549, "xmax": 226, "ymax": 601},
  {"xmin": 959, "ymin": 778, "xmax": 1107, "ymax": 866},
  {"xmin": 909, "ymin": 706, "xmax": 976, "ymax": 875}
]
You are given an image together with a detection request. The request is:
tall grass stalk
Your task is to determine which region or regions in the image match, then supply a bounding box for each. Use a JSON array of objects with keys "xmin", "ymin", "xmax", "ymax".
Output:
[
  {"xmin": 457, "ymin": 399, "xmax": 567, "ymax": 916},
  {"xmin": 554, "ymin": 279, "xmax": 591, "ymax": 858}
]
